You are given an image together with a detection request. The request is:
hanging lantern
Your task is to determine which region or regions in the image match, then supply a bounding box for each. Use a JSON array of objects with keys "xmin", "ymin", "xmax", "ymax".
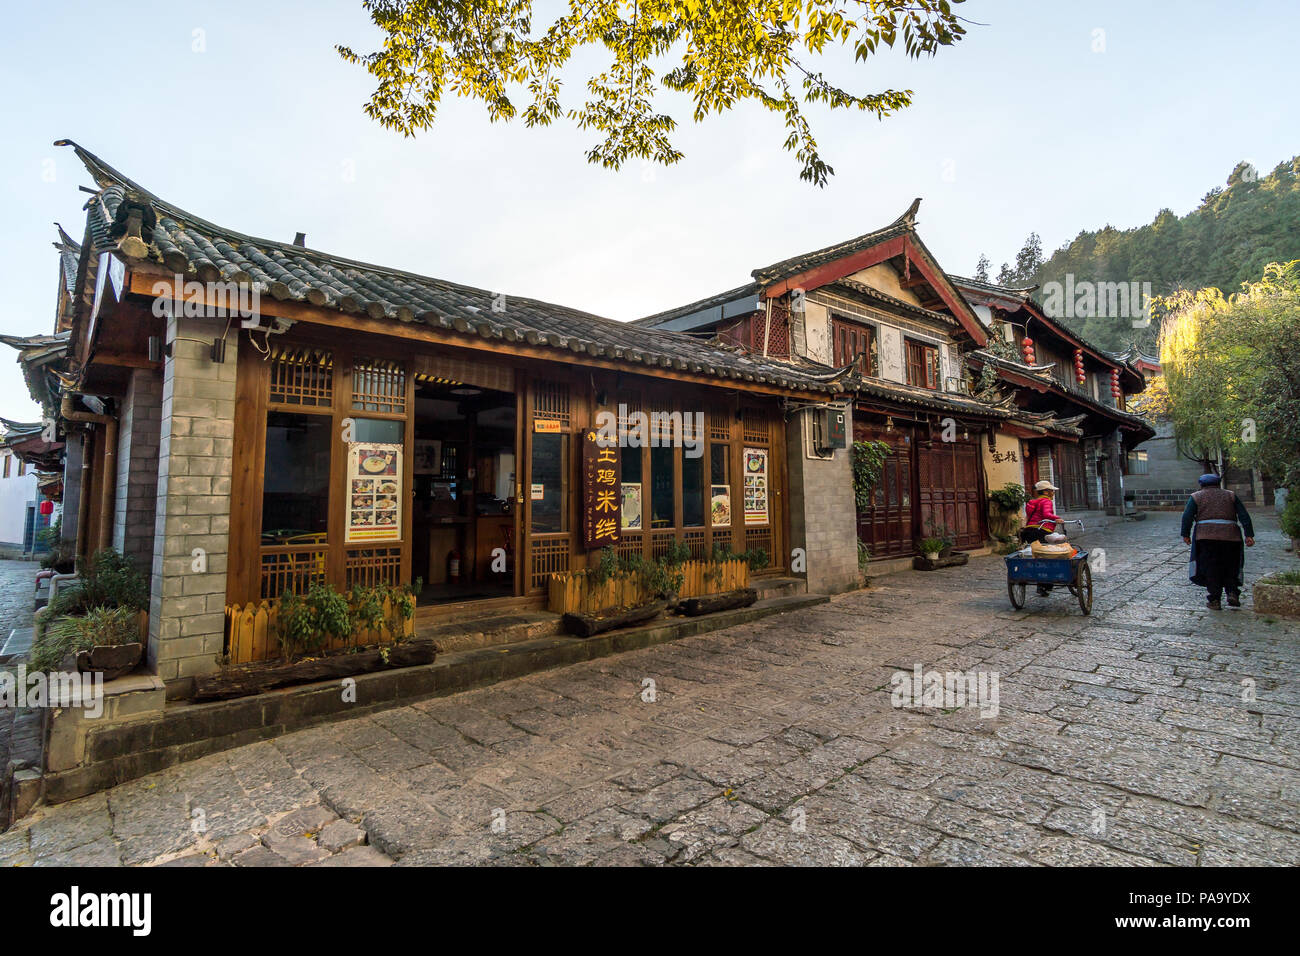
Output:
[
  {"xmin": 1074, "ymin": 349, "xmax": 1086, "ymax": 385},
  {"xmin": 39, "ymin": 499, "xmax": 55, "ymax": 516},
  {"xmin": 1021, "ymin": 336, "xmax": 1036, "ymax": 365}
]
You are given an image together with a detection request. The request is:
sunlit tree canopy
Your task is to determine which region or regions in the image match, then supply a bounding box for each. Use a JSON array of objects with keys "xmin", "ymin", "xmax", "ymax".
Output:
[{"xmin": 337, "ymin": 0, "xmax": 968, "ymax": 186}]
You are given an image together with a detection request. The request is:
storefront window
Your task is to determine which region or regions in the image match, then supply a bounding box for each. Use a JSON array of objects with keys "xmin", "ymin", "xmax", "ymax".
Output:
[
  {"xmin": 621, "ymin": 446, "xmax": 643, "ymax": 530},
  {"xmin": 349, "ymin": 417, "xmax": 404, "ymax": 444},
  {"xmin": 262, "ymin": 411, "xmax": 331, "ymax": 541},
  {"xmin": 682, "ymin": 452, "xmax": 705, "ymax": 527},
  {"xmin": 650, "ymin": 445, "xmax": 674, "ymax": 528},
  {"xmin": 709, "ymin": 444, "xmax": 731, "ymax": 528},
  {"xmin": 530, "ymin": 432, "xmax": 568, "ymax": 533}
]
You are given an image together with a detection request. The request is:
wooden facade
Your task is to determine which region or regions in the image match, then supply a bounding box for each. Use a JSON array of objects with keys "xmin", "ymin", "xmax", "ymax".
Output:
[{"xmin": 226, "ymin": 323, "xmax": 789, "ymax": 609}]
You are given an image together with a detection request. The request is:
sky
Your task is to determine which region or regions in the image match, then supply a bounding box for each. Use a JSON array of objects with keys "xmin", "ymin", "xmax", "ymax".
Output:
[{"xmin": 1, "ymin": 0, "xmax": 1296, "ymax": 420}]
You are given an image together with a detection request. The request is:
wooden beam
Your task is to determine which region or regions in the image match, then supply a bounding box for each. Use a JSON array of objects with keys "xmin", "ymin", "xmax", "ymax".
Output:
[{"xmin": 92, "ymin": 351, "xmax": 161, "ymax": 370}]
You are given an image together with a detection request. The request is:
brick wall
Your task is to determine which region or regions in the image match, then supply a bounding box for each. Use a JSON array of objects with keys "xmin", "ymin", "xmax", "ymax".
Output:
[
  {"xmin": 148, "ymin": 315, "xmax": 237, "ymax": 695},
  {"xmin": 113, "ymin": 368, "xmax": 162, "ymax": 568},
  {"xmin": 785, "ymin": 407, "xmax": 859, "ymax": 594}
]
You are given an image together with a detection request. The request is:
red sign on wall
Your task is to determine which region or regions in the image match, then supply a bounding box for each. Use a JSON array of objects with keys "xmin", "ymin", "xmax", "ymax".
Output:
[{"xmin": 582, "ymin": 428, "xmax": 621, "ymax": 550}]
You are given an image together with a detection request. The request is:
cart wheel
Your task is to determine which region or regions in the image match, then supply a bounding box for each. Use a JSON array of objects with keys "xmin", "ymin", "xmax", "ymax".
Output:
[
  {"xmin": 1077, "ymin": 562, "xmax": 1093, "ymax": 615},
  {"xmin": 1008, "ymin": 581, "xmax": 1026, "ymax": 610}
]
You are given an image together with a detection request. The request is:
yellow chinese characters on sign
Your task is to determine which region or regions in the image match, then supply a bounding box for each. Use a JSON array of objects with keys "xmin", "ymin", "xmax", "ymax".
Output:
[{"xmin": 582, "ymin": 428, "xmax": 621, "ymax": 549}]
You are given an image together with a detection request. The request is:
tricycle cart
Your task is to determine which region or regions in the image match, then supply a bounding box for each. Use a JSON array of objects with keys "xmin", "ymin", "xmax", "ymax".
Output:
[{"xmin": 1005, "ymin": 550, "xmax": 1093, "ymax": 615}]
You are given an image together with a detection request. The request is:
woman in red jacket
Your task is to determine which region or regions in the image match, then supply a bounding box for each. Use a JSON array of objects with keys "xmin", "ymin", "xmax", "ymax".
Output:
[{"xmin": 1022, "ymin": 480, "xmax": 1063, "ymax": 544}]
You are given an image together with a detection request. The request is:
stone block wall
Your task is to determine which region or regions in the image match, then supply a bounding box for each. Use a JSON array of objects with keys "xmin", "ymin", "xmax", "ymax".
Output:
[
  {"xmin": 785, "ymin": 407, "xmax": 860, "ymax": 594},
  {"xmin": 113, "ymin": 367, "xmax": 162, "ymax": 568},
  {"xmin": 148, "ymin": 315, "xmax": 238, "ymax": 695}
]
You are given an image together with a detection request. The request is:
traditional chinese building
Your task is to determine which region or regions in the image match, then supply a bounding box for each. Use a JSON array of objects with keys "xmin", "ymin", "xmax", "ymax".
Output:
[
  {"xmin": 639, "ymin": 202, "xmax": 1054, "ymax": 561},
  {"xmin": 26, "ymin": 142, "xmax": 861, "ymax": 696},
  {"xmin": 952, "ymin": 277, "xmax": 1154, "ymax": 517}
]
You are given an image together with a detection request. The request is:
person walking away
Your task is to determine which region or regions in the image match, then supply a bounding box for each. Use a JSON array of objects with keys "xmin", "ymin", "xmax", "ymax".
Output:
[{"xmin": 1182, "ymin": 473, "xmax": 1255, "ymax": 609}]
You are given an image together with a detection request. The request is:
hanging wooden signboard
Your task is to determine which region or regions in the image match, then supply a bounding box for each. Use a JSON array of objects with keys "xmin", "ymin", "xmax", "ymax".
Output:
[{"xmin": 582, "ymin": 428, "xmax": 621, "ymax": 549}]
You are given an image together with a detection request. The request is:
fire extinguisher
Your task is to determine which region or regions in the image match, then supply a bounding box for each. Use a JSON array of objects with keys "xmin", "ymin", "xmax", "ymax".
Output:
[{"xmin": 447, "ymin": 548, "xmax": 462, "ymax": 584}]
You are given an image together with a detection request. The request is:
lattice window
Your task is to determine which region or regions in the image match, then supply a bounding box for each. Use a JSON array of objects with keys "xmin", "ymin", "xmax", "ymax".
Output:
[
  {"xmin": 346, "ymin": 547, "xmax": 402, "ymax": 589},
  {"xmin": 616, "ymin": 391, "xmax": 642, "ymax": 435},
  {"xmin": 260, "ymin": 548, "xmax": 328, "ymax": 599},
  {"xmin": 530, "ymin": 536, "xmax": 570, "ymax": 590},
  {"xmin": 353, "ymin": 359, "xmax": 407, "ymax": 414},
  {"xmin": 269, "ymin": 347, "xmax": 333, "ymax": 407},
  {"xmin": 711, "ymin": 529, "xmax": 735, "ymax": 553},
  {"xmin": 533, "ymin": 379, "xmax": 571, "ymax": 427},
  {"xmin": 741, "ymin": 408, "xmax": 770, "ymax": 444},
  {"xmin": 708, "ymin": 405, "xmax": 731, "ymax": 442}
]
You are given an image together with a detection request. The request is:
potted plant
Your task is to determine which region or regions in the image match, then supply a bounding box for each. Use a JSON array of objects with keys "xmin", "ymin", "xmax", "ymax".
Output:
[
  {"xmin": 33, "ymin": 605, "xmax": 144, "ymax": 680},
  {"xmin": 918, "ymin": 536, "xmax": 946, "ymax": 562}
]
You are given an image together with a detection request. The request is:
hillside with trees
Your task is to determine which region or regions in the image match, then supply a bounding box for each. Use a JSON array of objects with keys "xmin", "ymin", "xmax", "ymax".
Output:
[{"xmin": 977, "ymin": 156, "xmax": 1300, "ymax": 352}]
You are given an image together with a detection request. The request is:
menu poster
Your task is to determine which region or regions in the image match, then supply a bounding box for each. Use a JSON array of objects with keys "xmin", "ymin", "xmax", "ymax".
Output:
[
  {"xmin": 347, "ymin": 443, "xmax": 403, "ymax": 542},
  {"xmin": 710, "ymin": 484, "xmax": 731, "ymax": 528},
  {"xmin": 743, "ymin": 447, "xmax": 769, "ymax": 525},
  {"xmin": 582, "ymin": 428, "xmax": 621, "ymax": 549},
  {"xmin": 621, "ymin": 483, "xmax": 643, "ymax": 530}
]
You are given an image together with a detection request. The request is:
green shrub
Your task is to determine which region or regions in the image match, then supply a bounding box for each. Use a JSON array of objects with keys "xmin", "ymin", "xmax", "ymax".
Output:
[
  {"xmin": 1280, "ymin": 493, "xmax": 1300, "ymax": 539},
  {"xmin": 39, "ymin": 548, "xmax": 148, "ymax": 638},
  {"xmin": 1262, "ymin": 570, "xmax": 1300, "ymax": 586},
  {"xmin": 989, "ymin": 482, "xmax": 1028, "ymax": 513},
  {"xmin": 30, "ymin": 606, "xmax": 140, "ymax": 672},
  {"xmin": 273, "ymin": 583, "xmax": 353, "ymax": 661}
]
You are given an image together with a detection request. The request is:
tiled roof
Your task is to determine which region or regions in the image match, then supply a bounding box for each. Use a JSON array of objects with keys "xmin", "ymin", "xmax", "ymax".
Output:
[
  {"xmin": 971, "ymin": 349, "xmax": 1153, "ymax": 433},
  {"xmin": 57, "ymin": 141, "xmax": 851, "ymax": 396},
  {"xmin": 750, "ymin": 200, "xmax": 918, "ymax": 285},
  {"xmin": 633, "ymin": 282, "xmax": 761, "ymax": 329}
]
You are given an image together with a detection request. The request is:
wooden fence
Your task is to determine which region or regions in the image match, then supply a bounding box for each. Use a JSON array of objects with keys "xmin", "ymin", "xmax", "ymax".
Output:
[
  {"xmin": 547, "ymin": 558, "xmax": 749, "ymax": 616},
  {"xmin": 224, "ymin": 595, "xmax": 417, "ymax": 665}
]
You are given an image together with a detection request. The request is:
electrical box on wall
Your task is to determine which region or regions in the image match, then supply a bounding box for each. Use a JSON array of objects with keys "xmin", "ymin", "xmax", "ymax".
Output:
[{"xmin": 814, "ymin": 407, "xmax": 847, "ymax": 453}]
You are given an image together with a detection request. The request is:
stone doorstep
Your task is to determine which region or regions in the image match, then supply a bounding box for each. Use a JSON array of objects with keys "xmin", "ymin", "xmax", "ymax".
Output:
[
  {"xmin": 418, "ymin": 611, "xmax": 562, "ymax": 654},
  {"xmin": 30, "ymin": 593, "xmax": 828, "ymax": 813}
]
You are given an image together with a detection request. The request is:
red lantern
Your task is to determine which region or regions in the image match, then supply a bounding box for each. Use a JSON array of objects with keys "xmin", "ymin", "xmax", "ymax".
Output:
[
  {"xmin": 1021, "ymin": 336, "xmax": 1036, "ymax": 365},
  {"xmin": 39, "ymin": 500, "xmax": 54, "ymax": 516}
]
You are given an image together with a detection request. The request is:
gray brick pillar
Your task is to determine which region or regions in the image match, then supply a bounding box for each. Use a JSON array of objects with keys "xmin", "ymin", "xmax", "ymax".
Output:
[
  {"xmin": 785, "ymin": 405, "xmax": 859, "ymax": 594},
  {"xmin": 148, "ymin": 314, "xmax": 237, "ymax": 694}
]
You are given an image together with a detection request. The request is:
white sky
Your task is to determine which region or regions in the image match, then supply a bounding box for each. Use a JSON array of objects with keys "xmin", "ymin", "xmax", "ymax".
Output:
[{"xmin": 1, "ymin": 0, "xmax": 1296, "ymax": 420}]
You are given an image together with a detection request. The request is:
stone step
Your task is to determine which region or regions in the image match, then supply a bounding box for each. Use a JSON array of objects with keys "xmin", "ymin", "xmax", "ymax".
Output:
[
  {"xmin": 416, "ymin": 611, "xmax": 563, "ymax": 653},
  {"xmin": 751, "ymin": 576, "xmax": 807, "ymax": 601}
]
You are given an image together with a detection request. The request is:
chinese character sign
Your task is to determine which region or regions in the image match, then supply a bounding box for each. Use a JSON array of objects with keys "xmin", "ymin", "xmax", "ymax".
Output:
[{"xmin": 582, "ymin": 428, "xmax": 621, "ymax": 549}]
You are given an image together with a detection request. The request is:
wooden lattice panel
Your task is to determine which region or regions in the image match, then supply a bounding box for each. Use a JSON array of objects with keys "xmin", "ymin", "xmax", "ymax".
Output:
[
  {"xmin": 533, "ymin": 379, "xmax": 571, "ymax": 426},
  {"xmin": 682, "ymin": 529, "xmax": 707, "ymax": 559},
  {"xmin": 741, "ymin": 408, "xmax": 770, "ymax": 444},
  {"xmin": 616, "ymin": 532, "xmax": 643, "ymax": 561},
  {"xmin": 260, "ymin": 547, "xmax": 328, "ymax": 599},
  {"xmin": 616, "ymin": 391, "xmax": 642, "ymax": 433},
  {"xmin": 269, "ymin": 347, "xmax": 333, "ymax": 407},
  {"xmin": 649, "ymin": 530, "xmax": 677, "ymax": 559},
  {"xmin": 346, "ymin": 546, "xmax": 403, "ymax": 589},
  {"xmin": 530, "ymin": 536, "xmax": 570, "ymax": 590},
  {"xmin": 708, "ymin": 405, "xmax": 731, "ymax": 441},
  {"xmin": 353, "ymin": 359, "xmax": 407, "ymax": 414},
  {"xmin": 745, "ymin": 527, "xmax": 773, "ymax": 559}
]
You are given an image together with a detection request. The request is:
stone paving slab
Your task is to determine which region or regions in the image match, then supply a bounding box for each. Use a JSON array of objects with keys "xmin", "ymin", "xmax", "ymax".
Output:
[{"xmin": 5, "ymin": 513, "xmax": 1300, "ymax": 866}]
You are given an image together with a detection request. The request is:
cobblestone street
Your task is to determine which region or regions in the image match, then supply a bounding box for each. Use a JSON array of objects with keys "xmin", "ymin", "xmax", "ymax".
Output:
[{"xmin": 3, "ymin": 513, "xmax": 1299, "ymax": 867}]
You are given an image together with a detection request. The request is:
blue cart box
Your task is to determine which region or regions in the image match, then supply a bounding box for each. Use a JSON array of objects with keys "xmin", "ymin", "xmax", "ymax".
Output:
[{"xmin": 1005, "ymin": 550, "xmax": 1089, "ymax": 584}]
